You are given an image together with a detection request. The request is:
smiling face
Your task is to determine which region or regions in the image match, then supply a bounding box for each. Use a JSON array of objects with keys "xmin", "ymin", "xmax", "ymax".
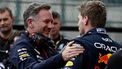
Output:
[
  {"xmin": 50, "ymin": 17, "xmax": 61, "ymax": 37},
  {"xmin": 30, "ymin": 9, "xmax": 54, "ymax": 37},
  {"xmin": 0, "ymin": 10, "xmax": 13, "ymax": 34}
]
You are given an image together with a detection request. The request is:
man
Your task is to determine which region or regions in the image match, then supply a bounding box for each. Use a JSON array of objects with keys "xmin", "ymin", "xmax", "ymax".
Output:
[
  {"xmin": 64, "ymin": 1, "xmax": 122, "ymax": 69},
  {"xmin": 0, "ymin": 7, "xmax": 19, "ymax": 69},
  {"xmin": 50, "ymin": 11, "xmax": 69, "ymax": 53},
  {"xmin": 105, "ymin": 50, "xmax": 122, "ymax": 69},
  {"xmin": 9, "ymin": 3, "xmax": 84, "ymax": 69}
]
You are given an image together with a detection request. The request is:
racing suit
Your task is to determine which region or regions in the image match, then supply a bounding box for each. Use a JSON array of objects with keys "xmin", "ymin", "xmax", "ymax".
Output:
[{"xmin": 64, "ymin": 28, "xmax": 122, "ymax": 69}]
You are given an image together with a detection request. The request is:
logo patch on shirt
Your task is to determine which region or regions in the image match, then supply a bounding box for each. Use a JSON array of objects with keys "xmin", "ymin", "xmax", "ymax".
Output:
[
  {"xmin": 65, "ymin": 60, "xmax": 74, "ymax": 67},
  {"xmin": 98, "ymin": 53, "xmax": 112, "ymax": 64},
  {"xmin": 17, "ymin": 48, "xmax": 30, "ymax": 61}
]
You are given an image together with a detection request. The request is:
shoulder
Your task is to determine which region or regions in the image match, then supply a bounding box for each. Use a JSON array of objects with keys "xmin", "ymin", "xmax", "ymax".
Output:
[
  {"xmin": 10, "ymin": 35, "xmax": 33, "ymax": 61},
  {"xmin": 12, "ymin": 33, "xmax": 32, "ymax": 50},
  {"xmin": 13, "ymin": 30, "xmax": 22, "ymax": 36}
]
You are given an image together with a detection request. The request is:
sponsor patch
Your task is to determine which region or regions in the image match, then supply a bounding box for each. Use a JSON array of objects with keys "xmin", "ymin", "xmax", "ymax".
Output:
[
  {"xmin": 65, "ymin": 61, "xmax": 74, "ymax": 67},
  {"xmin": 17, "ymin": 48, "xmax": 30, "ymax": 61}
]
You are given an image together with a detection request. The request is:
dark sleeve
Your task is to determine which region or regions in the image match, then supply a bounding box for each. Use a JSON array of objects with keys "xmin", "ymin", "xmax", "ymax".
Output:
[
  {"xmin": 9, "ymin": 42, "xmax": 66, "ymax": 69},
  {"xmin": 33, "ymin": 54, "xmax": 66, "ymax": 69},
  {"xmin": 71, "ymin": 38, "xmax": 88, "ymax": 69}
]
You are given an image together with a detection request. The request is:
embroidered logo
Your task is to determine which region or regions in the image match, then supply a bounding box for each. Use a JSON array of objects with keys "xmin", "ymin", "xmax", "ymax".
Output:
[{"xmin": 98, "ymin": 53, "xmax": 112, "ymax": 64}]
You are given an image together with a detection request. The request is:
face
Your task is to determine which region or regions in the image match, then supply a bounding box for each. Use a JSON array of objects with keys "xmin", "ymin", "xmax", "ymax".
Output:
[
  {"xmin": 78, "ymin": 14, "xmax": 85, "ymax": 35},
  {"xmin": 32, "ymin": 9, "xmax": 54, "ymax": 37},
  {"xmin": 0, "ymin": 10, "xmax": 13, "ymax": 33},
  {"xmin": 50, "ymin": 18, "xmax": 61, "ymax": 36}
]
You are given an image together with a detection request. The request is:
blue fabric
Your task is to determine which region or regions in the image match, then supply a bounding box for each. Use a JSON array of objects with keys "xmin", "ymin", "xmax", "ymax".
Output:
[
  {"xmin": 67, "ymin": 28, "xmax": 122, "ymax": 69},
  {"xmin": 9, "ymin": 32, "xmax": 66, "ymax": 69}
]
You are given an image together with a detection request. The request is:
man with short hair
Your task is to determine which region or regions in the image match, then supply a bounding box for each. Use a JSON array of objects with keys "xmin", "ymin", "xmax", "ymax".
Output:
[
  {"xmin": 9, "ymin": 3, "xmax": 84, "ymax": 69},
  {"xmin": 63, "ymin": 1, "xmax": 122, "ymax": 69},
  {"xmin": 0, "ymin": 7, "xmax": 20, "ymax": 69},
  {"xmin": 50, "ymin": 11, "xmax": 69, "ymax": 53}
]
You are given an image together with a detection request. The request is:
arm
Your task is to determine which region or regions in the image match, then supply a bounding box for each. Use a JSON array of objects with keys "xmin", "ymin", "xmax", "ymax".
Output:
[
  {"xmin": 9, "ymin": 42, "xmax": 66, "ymax": 69},
  {"xmin": 10, "ymin": 40, "xmax": 84, "ymax": 69}
]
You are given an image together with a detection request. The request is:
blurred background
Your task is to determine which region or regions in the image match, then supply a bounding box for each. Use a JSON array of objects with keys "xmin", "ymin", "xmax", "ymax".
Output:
[{"xmin": 0, "ymin": 0, "xmax": 122, "ymax": 44}]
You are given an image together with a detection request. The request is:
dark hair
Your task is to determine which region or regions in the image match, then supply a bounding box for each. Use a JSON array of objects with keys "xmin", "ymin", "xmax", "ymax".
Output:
[
  {"xmin": 52, "ymin": 11, "xmax": 60, "ymax": 19},
  {"xmin": 0, "ymin": 7, "xmax": 13, "ymax": 18},
  {"xmin": 23, "ymin": 3, "xmax": 51, "ymax": 28},
  {"xmin": 79, "ymin": 1, "xmax": 106, "ymax": 27}
]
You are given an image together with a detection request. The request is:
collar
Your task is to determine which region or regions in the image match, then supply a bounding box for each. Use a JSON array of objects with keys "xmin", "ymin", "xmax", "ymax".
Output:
[
  {"xmin": 83, "ymin": 28, "xmax": 107, "ymax": 36},
  {"xmin": 53, "ymin": 35, "xmax": 63, "ymax": 43}
]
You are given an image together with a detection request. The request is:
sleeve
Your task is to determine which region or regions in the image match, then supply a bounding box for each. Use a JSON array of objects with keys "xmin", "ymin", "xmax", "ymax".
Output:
[
  {"xmin": 33, "ymin": 54, "xmax": 66, "ymax": 69},
  {"xmin": 9, "ymin": 41, "xmax": 66, "ymax": 69},
  {"xmin": 70, "ymin": 38, "xmax": 88, "ymax": 69}
]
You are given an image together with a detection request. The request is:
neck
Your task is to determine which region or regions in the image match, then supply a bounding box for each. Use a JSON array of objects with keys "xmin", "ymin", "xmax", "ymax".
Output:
[
  {"xmin": 84, "ymin": 26, "xmax": 94, "ymax": 34},
  {"xmin": 0, "ymin": 29, "xmax": 13, "ymax": 39},
  {"xmin": 50, "ymin": 33, "xmax": 60, "ymax": 40}
]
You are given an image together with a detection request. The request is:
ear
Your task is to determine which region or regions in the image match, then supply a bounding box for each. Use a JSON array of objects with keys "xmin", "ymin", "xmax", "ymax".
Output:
[
  {"xmin": 26, "ymin": 18, "xmax": 33, "ymax": 28},
  {"xmin": 83, "ymin": 16, "xmax": 88, "ymax": 25},
  {"xmin": 11, "ymin": 16, "xmax": 15, "ymax": 24}
]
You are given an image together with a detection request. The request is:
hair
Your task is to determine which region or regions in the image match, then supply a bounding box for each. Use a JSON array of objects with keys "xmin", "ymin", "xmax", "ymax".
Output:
[
  {"xmin": 0, "ymin": 7, "xmax": 13, "ymax": 18},
  {"xmin": 79, "ymin": 1, "xmax": 106, "ymax": 27},
  {"xmin": 23, "ymin": 3, "xmax": 51, "ymax": 28},
  {"xmin": 52, "ymin": 11, "xmax": 60, "ymax": 19}
]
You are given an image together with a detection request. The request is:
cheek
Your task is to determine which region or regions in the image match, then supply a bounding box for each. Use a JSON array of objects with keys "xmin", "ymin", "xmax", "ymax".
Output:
[
  {"xmin": 34, "ymin": 23, "xmax": 43, "ymax": 32},
  {"xmin": 78, "ymin": 20, "xmax": 80, "ymax": 26},
  {"xmin": 78, "ymin": 20, "xmax": 84, "ymax": 31},
  {"xmin": 39, "ymin": 24, "xmax": 44, "ymax": 31},
  {"xmin": 78, "ymin": 19, "xmax": 82, "ymax": 27},
  {"xmin": 41, "ymin": 24, "xmax": 48, "ymax": 32},
  {"xmin": 6, "ymin": 18, "xmax": 12, "ymax": 23},
  {"xmin": 0, "ymin": 23, "xmax": 2, "ymax": 27},
  {"xmin": 9, "ymin": 22, "xmax": 13, "ymax": 26},
  {"xmin": 6, "ymin": 20, "xmax": 13, "ymax": 26},
  {"xmin": 55, "ymin": 25, "xmax": 60, "ymax": 30}
]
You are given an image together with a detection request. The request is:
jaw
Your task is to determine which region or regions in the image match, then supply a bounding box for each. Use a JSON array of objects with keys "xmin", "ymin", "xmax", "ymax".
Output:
[{"xmin": 42, "ymin": 32, "xmax": 50, "ymax": 37}]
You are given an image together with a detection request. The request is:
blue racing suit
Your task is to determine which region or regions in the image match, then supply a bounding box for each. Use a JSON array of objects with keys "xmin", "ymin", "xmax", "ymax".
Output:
[
  {"xmin": 9, "ymin": 32, "xmax": 66, "ymax": 69},
  {"xmin": 64, "ymin": 28, "xmax": 122, "ymax": 69}
]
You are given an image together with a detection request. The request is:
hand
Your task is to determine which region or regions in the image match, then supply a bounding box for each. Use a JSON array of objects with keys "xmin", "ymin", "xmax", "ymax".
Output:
[{"xmin": 61, "ymin": 41, "xmax": 85, "ymax": 61}]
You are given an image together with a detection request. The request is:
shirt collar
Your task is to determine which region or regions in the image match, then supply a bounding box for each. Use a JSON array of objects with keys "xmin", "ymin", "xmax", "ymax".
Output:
[{"xmin": 83, "ymin": 28, "xmax": 107, "ymax": 36}]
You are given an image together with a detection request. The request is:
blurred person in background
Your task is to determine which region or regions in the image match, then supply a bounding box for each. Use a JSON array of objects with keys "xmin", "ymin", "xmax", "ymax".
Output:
[
  {"xmin": 63, "ymin": 1, "xmax": 122, "ymax": 69},
  {"xmin": 50, "ymin": 11, "xmax": 69, "ymax": 53},
  {"xmin": 0, "ymin": 7, "xmax": 20, "ymax": 69},
  {"xmin": 9, "ymin": 2, "xmax": 84, "ymax": 69}
]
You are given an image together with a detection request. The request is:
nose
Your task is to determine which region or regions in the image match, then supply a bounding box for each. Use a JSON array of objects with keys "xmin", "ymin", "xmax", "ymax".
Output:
[
  {"xmin": 48, "ymin": 22, "xmax": 54, "ymax": 29},
  {"xmin": 0, "ymin": 20, "xmax": 4, "ymax": 25}
]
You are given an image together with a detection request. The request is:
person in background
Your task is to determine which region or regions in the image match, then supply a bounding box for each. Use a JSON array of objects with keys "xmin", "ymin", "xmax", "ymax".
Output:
[
  {"xmin": 0, "ymin": 7, "xmax": 20, "ymax": 69},
  {"xmin": 50, "ymin": 11, "xmax": 69, "ymax": 53},
  {"xmin": 9, "ymin": 2, "xmax": 84, "ymax": 69},
  {"xmin": 63, "ymin": 1, "xmax": 122, "ymax": 69}
]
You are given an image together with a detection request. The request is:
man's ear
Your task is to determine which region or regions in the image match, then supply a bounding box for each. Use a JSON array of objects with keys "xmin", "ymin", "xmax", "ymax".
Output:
[
  {"xmin": 84, "ymin": 16, "xmax": 88, "ymax": 25},
  {"xmin": 26, "ymin": 18, "xmax": 33, "ymax": 29},
  {"xmin": 12, "ymin": 16, "xmax": 15, "ymax": 24}
]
